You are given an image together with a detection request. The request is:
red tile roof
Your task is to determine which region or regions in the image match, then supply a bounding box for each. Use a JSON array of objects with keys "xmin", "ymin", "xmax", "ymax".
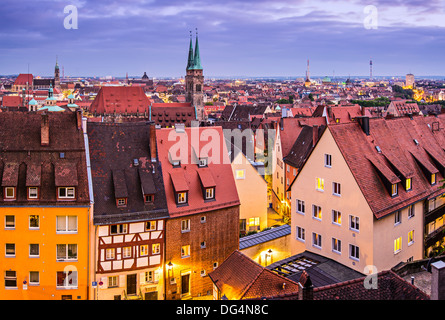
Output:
[
  {"xmin": 89, "ymin": 86, "xmax": 149, "ymax": 114},
  {"xmin": 329, "ymin": 115, "xmax": 445, "ymax": 219},
  {"xmin": 13, "ymin": 74, "xmax": 33, "ymax": 86},
  {"xmin": 156, "ymin": 126, "xmax": 239, "ymax": 217},
  {"xmin": 2, "ymin": 95, "xmax": 23, "ymax": 108},
  {"xmin": 208, "ymin": 250, "xmax": 300, "ymax": 300}
]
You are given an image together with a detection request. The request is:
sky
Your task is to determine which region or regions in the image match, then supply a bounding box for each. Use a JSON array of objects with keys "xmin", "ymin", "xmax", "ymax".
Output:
[{"xmin": 0, "ymin": 0, "xmax": 445, "ymax": 78}]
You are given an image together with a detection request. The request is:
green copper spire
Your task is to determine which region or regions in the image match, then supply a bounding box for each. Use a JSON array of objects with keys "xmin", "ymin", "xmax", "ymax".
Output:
[
  {"xmin": 186, "ymin": 31, "xmax": 194, "ymax": 70},
  {"xmin": 192, "ymin": 29, "xmax": 202, "ymax": 70},
  {"xmin": 55, "ymin": 56, "xmax": 59, "ymax": 70}
]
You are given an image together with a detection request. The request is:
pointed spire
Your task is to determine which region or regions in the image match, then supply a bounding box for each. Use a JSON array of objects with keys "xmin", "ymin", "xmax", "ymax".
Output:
[
  {"xmin": 192, "ymin": 28, "xmax": 202, "ymax": 70},
  {"xmin": 187, "ymin": 30, "xmax": 194, "ymax": 70},
  {"xmin": 55, "ymin": 55, "xmax": 59, "ymax": 70}
]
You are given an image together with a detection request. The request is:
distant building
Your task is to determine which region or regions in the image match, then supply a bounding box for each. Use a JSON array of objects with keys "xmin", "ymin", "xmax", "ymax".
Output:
[{"xmin": 406, "ymin": 73, "xmax": 415, "ymax": 88}]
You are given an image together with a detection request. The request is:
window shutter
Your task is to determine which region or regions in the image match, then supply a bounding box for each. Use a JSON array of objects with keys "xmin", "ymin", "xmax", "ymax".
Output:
[{"xmin": 140, "ymin": 272, "xmax": 146, "ymax": 285}]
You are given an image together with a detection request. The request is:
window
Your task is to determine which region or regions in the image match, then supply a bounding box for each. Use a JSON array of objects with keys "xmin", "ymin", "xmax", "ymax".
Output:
[
  {"xmin": 177, "ymin": 192, "xmax": 187, "ymax": 204},
  {"xmin": 316, "ymin": 178, "xmax": 324, "ymax": 191},
  {"xmin": 240, "ymin": 219, "xmax": 246, "ymax": 232},
  {"xmin": 5, "ymin": 271, "xmax": 17, "ymax": 288},
  {"xmin": 56, "ymin": 216, "xmax": 78, "ymax": 233},
  {"xmin": 205, "ymin": 187, "xmax": 215, "ymax": 200},
  {"xmin": 332, "ymin": 210, "xmax": 342, "ymax": 225},
  {"xmin": 248, "ymin": 217, "xmax": 260, "ymax": 231},
  {"xmin": 405, "ymin": 178, "xmax": 412, "ymax": 191},
  {"xmin": 146, "ymin": 221, "xmax": 156, "ymax": 231},
  {"xmin": 145, "ymin": 270, "xmax": 159, "ymax": 283},
  {"xmin": 431, "ymin": 173, "xmax": 437, "ymax": 185},
  {"xmin": 296, "ymin": 200, "xmax": 305, "ymax": 214},
  {"xmin": 333, "ymin": 182, "xmax": 341, "ymax": 196},
  {"xmin": 29, "ymin": 272, "xmax": 39, "ymax": 285},
  {"xmin": 29, "ymin": 215, "xmax": 39, "ymax": 229},
  {"xmin": 152, "ymin": 243, "xmax": 160, "ymax": 254},
  {"xmin": 5, "ymin": 243, "xmax": 15, "ymax": 257},
  {"xmin": 58, "ymin": 187, "xmax": 75, "ymax": 199},
  {"xmin": 332, "ymin": 238, "xmax": 342, "ymax": 253},
  {"xmin": 213, "ymin": 262, "xmax": 219, "ymax": 269},
  {"xmin": 4, "ymin": 187, "xmax": 16, "ymax": 200},
  {"xmin": 408, "ymin": 230, "xmax": 414, "ymax": 246},
  {"xmin": 123, "ymin": 246, "xmax": 132, "ymax": 258},
  {"xmin": 106, "ymin": 248, "xmax": 115, "ymax": 260},
  {"xmin": 200, "ymin": 216, "xmax": 206, "ymax": 223},
  {"xmin": 408, "ymin": 205, "xmax": 415, "ymax": 219},
  {"xmin": 312, "ymin": 205, "xmax": 322, "ymax": 221},
  {"xmin": 181, "ymin": 245, "xmax": 190, "ymax": 258},
  {"xmin": 28, "ymin": 187, "xmax": 39, "ymax": 199},
  {"xmin": 56, "ymin": 244, "xmax": 78, "ymax": 260},
  {"xmin": 5, "ymin": 215, "xmax": 15, "ymax": 229},
  {"xmin": 349, "ymin": 215, "xmax": 360, "ymax": 231},
  {"xmin": 140, "ymin": 245, "xmax": 149, "ymax": 256},
  {"xmin": 181, "ymin": 219, "xmax": 190, "ymax": 232},
  {"xmin": 296, "ymin": 226, "xmax": 305, "ymax": 242},
  {"xmin": 108, "ymin": 276, "xmax": 118, "ymax": 288},
  {"xmin": 200, "ymin": 241, "xmax": 206, "ymax": 249},
  {"xmin": 56, "ymin": 271, "xmax": 77, "ymax": 288},
  {"xmin": 394, "ymin": 211, "xmax": 401, "ymax": 225},
  {"xmin": 198, "ymin": 158, "xmax": 208, "ymax": 167},
  {"xmin": 110, "ymin": 224, "xmax": 127, "ymax": 235},
  {"xmin": 144, "ymin": 194, "xmax": 154, "ymax": 203},
  {"xmin": 324, "ymin": 154, "xmax": 332, "ymax": 167},
  {"xmin": 391, "ymin": 183, "xmax": 398, "ymax": 197},
  {"xmin": 116, "ymin": 198, "xmax": 127, "ymax": 207},
  {"xmin": 394, "ymin": 237, "xmax": 402, "ymax": 254},
  {"xmin": 29, "ymin": 244, "xmax": 39, "ymax": 257},
  {"xmin": 172, "ymin": 160, "xmax": 181, "ymax": 167},
  {"xmin": 349, "ymin": 244, "xmax": 360, "ymax": 260},
  {"xmin": 200, "ymin": 269, "xmax": 206, "ymax": 277},
  {"xmin": 312, "ymin": 233, "xmax": 322, "ymax": 248},
  {"xmin": 235, "ymin": 169, "xmax": 245, "ymax": 180}
]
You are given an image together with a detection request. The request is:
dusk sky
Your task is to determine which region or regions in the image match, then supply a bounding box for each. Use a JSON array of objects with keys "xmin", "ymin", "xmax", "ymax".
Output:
[{"xmin": 1, "ymin": 0, "xmax": 445, "ymax": 78}]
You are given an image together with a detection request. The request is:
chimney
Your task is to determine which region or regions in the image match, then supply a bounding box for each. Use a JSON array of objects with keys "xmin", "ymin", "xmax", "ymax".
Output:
[
  {"xmin": 312, "ymin": 125, "xmax": 319, "ymax": 147},
  {"xmin": 41, "ymin": 113, "xmax": 50, "ymax": 146},
  {"xmin": 297, "ymin": 271, "xmax": 314, "ymax": 300},
  {"xmin": 149, "ymin": 122, "xmax": 157, "ymax": 163},
  {"xmin": 360, "ymin": 116, "xmax": 370, "ymax": 136},
  {"xmin": 431, "ymin": 260, "xmax": 445, "ymax": 300},
  {"xmin": 76, "ymin": 109, "xmax": 82, "ymax": 130}
]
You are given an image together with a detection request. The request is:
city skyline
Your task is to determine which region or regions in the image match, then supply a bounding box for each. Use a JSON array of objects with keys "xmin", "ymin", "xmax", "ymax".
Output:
[{"xmin": 1, "ymin": 0, "xmax": 445, "ymax": 78}]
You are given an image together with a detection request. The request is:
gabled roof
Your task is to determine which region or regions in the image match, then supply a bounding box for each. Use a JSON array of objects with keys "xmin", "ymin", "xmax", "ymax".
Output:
[
  {"xmin": 87, "ymin": 121, "xmax": 168, "ymax": 225},
  {"xmin": 89, "ymin": 86, "xmax": 150, "ymax": 114},
  {"xmin": 329, "ymin": 115, "xmax": 445, "ymax": 219},
  {"xmin": 13, "ymin": 74, "xmax": 33, "ymax": 86},
  {"xmin": 156, "ymin": 126, "xmax": 239, "ymax": 217},
  {"xmin": 208, "ymin": 250, "xmax": 300, "ymax": 300}
]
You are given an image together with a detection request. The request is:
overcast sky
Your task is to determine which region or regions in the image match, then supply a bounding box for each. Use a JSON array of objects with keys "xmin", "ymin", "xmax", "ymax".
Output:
[{"xmin": 1, "ymin": 0, "xmax": 444, "ymax": 78}]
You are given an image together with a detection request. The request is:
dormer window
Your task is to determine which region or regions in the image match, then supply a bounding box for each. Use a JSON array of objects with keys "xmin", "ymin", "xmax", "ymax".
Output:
[
  {"xmin": 205, "ymin": 187, "xmax": 215, "ymax": 200},
  {"xmin": 28, "ymin": 187, "xmax": 39, "ymax": 200},
  {"xmin": 3, "ymin": 187, "xmax": 16, "ymax": 200},
  {"xmin": 391, "ymin": 183, "xmax": 398, "ymax": 197},
  {"xmin": 116, "ymin": 198, "xmax": 127, "ymax": 207},
  {"xmin": 431, "ymin": 173, "xmax": 437, "ymax": 185},
  {"xmin": 177, "ymin": 192, "xmax": 188, "ymax": 204},
  {"xmin": 172, "ymin": 160, "xmax": 181, "ymax": 168},
  {"xmin": 58, "ymin": 187, "xmax": 75, "ymax": 200},
  {"xmin": 144, "ymin": 194, "xmax": 154, "ymax": 204},
  {"xmin": 198, "ymin": 158, "xmax": 208, "ymax": 167},
  {"xmin": 405, "ymin": 178, "xmax": 412, "ymax": 191}
]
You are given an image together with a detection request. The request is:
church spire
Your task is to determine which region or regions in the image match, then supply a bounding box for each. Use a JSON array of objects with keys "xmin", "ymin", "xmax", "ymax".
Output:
[
  {"xmin": 186, "ymin": 30, "xmax": 194, "ymax": 70},
  {"xmin": 192, "ymin": 28, "xmax": 202, "ymax": 70}
]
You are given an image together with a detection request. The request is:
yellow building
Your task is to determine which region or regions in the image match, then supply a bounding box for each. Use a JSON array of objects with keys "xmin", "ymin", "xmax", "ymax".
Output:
[{"xmin": 0, "ymin": 111, "xmax": 91, "ymax": 300}]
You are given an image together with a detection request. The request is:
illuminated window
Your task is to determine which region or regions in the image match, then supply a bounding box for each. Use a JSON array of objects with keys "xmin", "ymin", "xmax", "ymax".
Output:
[
  {"xmin": 152, "ymin": 243, "xmax": 160, "ymax": 254},
  {"xmin": 205, "ymin": 187, "xmax": 215, "ymax": 200},
  {"xmin": 123, "ymin": 246, "xmax": 132, "ymax": 258},
  {"xmin": 235, "ymin": 169, "xmax": 245, "ymax": 180},
  {"xmin": 145, "ymin": 221, "xmax": 156, "ymax": 231},
  {"xmin": 394, "ymin": 237, "xmax": 402, "ymax": 254},
  {"xmin": 408, "ymin": 230, "xmax": 414, "ymax": 246},
  {"xmin": 110, "ymin": 224, "xmax": 127, "ymax": 235},
  {"xmin": 332, "ymin": 210, "xmax": 342, "ymax": 225},
  {"xmin": 140, "ymin": 245, "xmax": 149, "ymax": 256},
  {"xmin": 249, "ymin": 217, "xmax": 260, "ymax": 231},
  {"xmin": 316, "ymin": 178, "xmax": 324, "ymax": 191},
  {"xmin": 181, "ymin": 245, "xmax": 190, "ymax": 258},
  {"xmin": 312, "ymin": 205, "xmax": 322, "ymax": 220},
  {"xmin": 431, "ymin": 173, "xmax": 437, "ymax": 185},
  {"xmin": 106, "ymin": 248, "xmax": 115, "ymax": 260},
  {"xmin": 405, "ymin": 178, "xmax": 412, "ymax": 191},
  {"xmin": 296, "ymin": 199, "xmax": 305, "ymax": 214},
  {"xmin": 177, "ymin": 192, "xmax": 187, "ymax": 204},
  {"xmin": 312, "ymin": 233, "xmax": 322, "ymax": 248},
  {"xmin": 391, "ymin": 184, "xmax": 398, "ymax": 197},
  {"xmin": 332, "ymin": 238, "xmax": 342, "ymax": 253}
]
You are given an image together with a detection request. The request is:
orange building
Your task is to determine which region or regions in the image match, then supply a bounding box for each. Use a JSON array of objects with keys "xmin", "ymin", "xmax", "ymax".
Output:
[{"xmin": 0, "ymin": 111, "xmax": 91, "ymax": 300}]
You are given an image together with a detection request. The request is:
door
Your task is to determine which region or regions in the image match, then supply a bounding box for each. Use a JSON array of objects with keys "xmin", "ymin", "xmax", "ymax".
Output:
[
  {"xmin": 145, "ymin": 291, "xmax": 158, "ymax": 300},
  {"xmin": 181, "ymin": 273, "xmax": 190, "ymax": 295},
  {"xmin": 127, "ymin": 274, "xmax": 137, "ymax": 295}
]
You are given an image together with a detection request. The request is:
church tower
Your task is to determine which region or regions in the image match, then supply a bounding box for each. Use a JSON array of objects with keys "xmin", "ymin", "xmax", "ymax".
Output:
[
  {"xmin": 54, "ymin": 58, "xmax": 61, "ymax": 90},
  {"xmin": 185, "ymin": 30, "xmax": 205, "ymax": 121}
]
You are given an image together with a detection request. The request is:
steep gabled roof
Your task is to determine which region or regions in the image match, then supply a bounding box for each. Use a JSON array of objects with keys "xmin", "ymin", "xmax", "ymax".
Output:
[{"xmin": 89, "ymin": 86, "xmax": 150, "ymax": 114}]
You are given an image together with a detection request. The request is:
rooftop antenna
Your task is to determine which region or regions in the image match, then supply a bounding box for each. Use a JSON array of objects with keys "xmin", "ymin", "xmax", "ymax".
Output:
[{"xmin": 370, "ymin": 58, "xmax": 373, "ymax": 80}]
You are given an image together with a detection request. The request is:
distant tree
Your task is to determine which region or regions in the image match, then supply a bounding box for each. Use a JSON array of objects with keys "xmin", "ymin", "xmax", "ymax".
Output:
[
  {"xmin": 289, "ymin": 95, "xmax": 294, "ymax": 104},
  {"xmin": 308, "ymin": 93, "xmax": 314, "ymax": 101}
]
